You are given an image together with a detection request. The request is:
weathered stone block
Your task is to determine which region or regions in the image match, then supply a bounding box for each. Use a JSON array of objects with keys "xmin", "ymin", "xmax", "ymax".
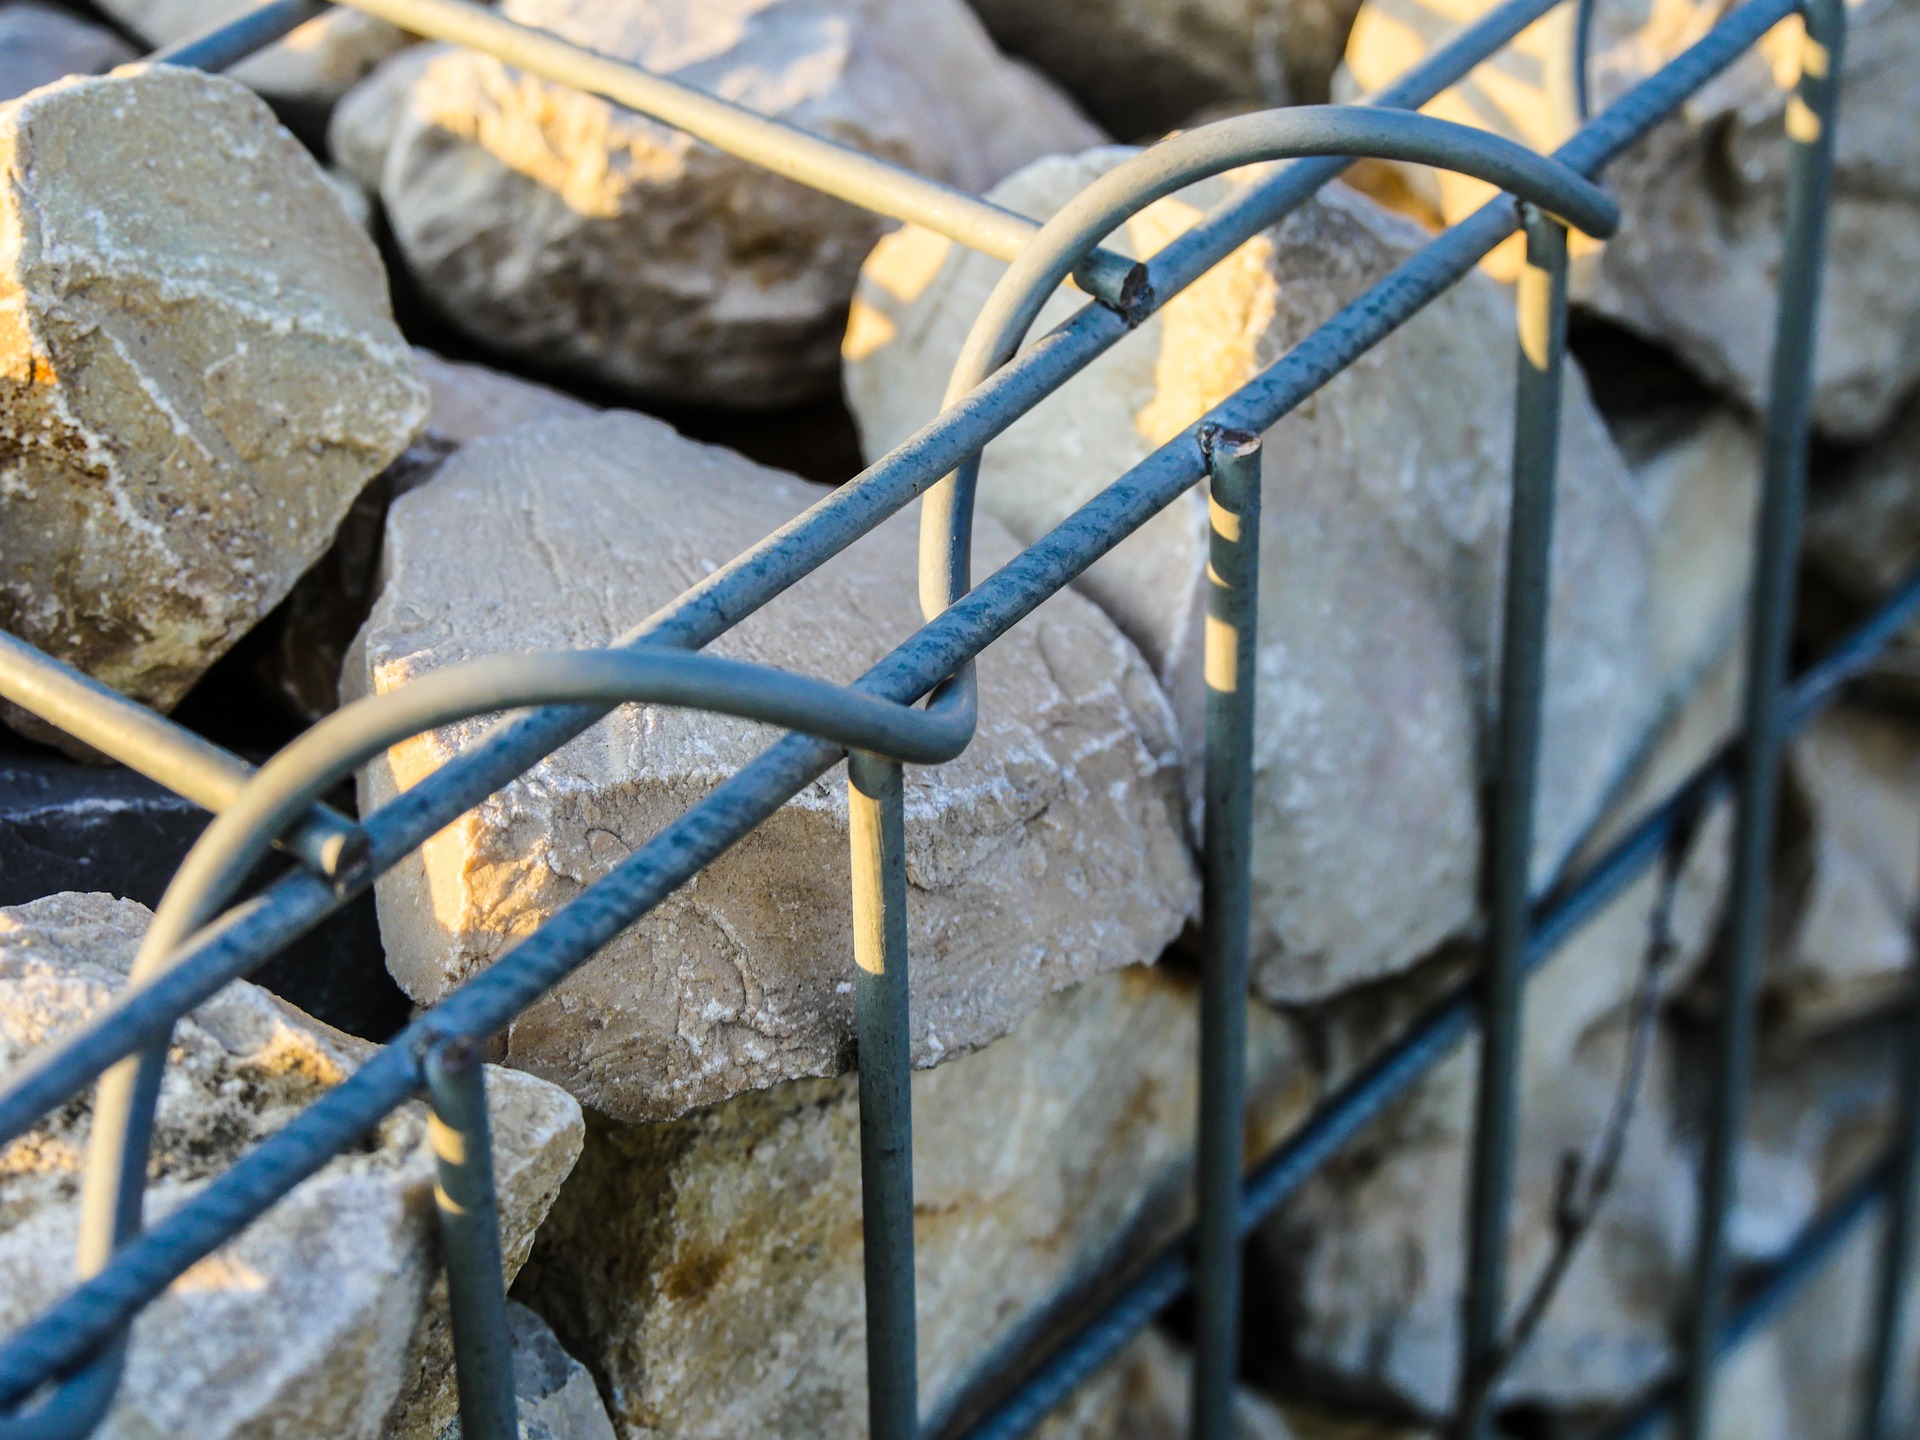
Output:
[
  {"xmin": 350, "ymin": 411, "xmax": 1197, "ymax": 1121},
  {"xmin": 0, "ymin": 66, "xmax": 426, "ymax": 722},
  {"xmin": 516, "ymin": 964, "xmax": 1311, "ymax": 1440},
  {"xmin": 329, "ymin": 0, "xmax": 1103, "ymax": 404}
]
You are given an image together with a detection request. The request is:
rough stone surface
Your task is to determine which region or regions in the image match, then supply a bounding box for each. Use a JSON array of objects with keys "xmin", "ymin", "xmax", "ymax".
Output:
[
  {"xmin": 329, "ymin": 0, "xmax": 1103, "ymax": 406},
  {"xmin": 1338, "ymin": 0, "xmax": 1920, "ymax": 438},
  {"xmin": 0, "ymin": 66, "xmax": 426, "ymax": 723},
  {"xmin": 1246, "ymin": 646, "xmax": 1740, "ymax": 1416},
  {"xmin": 97, "ymin": 0, "xmax": 412, "ymax": 111},
  {"xmin": 249, "ymin": 350, "xmax": 596, "ymax": 724},
  {"xmin": 516, "ymin": 964, "xmax": 1313, "ymax": 1440},
  {"xmin": 415, "ymin": 347, "xmax": 600, "ymax": 446},
  {"xmin": 962, "ymin": 0, "xmax": 1366, "ymax": 136},
  {"xmin": 1772, "ymin": 707, "xmax": 1920, "ymax": 1034},
  {"xmin": 349, "ymin": 411, "xmax": 1197, "ymax": 1121},
  {"xmin": 0, "ymin": 2, "xmax": 134, "ymax": 102},
  {"xmin": 0, "ymin": 893, "xmax": 584, "ymax": 1440},
  {"xmin": 847, "ymin": 151, "xmax": 1686, "ymax": 1004}
]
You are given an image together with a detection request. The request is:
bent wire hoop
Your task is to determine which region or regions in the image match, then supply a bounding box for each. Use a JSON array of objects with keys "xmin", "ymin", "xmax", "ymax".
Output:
[{"xmin": 0, "ymin": 1, "xmax": 1891, "ymax": 1440}]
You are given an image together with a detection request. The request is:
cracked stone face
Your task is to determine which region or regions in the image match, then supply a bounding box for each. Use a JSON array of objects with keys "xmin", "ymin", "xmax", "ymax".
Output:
[
  {"xmin": 0, "ymin": 66, "xmax": 426, "ymax": 725},
  {"xmin": 0, "ymin": 892, "xmax": 584, "ymax": 1440},
  {"xmin": 347, "ymin": 410, "xmax": 1198, "ymax": 1122}
]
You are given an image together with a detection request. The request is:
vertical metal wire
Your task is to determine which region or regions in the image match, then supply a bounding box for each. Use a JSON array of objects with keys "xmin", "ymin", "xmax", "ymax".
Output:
[
  {"xmin": 424, "ymin": 1036, "xmax": 519, "ymax": 1440},
  {"xmin": 849, "ymin": 751, "xmax": 918, "ymax": 1440},
  {"xmin": 1458, "ymin": 205, "xmax": 1570, "ymax": 1440},
  {"xmin": 1677, "ymin": 2, "xmax": 1844, "ymax": 1433},
  {"xmin": 1857, "ymin": 977, "xmax": 1920, "ymax": 1439},
  {"xmin": 1191, "ymin": 428, "xmax": 1264, "ymax": 1440}
]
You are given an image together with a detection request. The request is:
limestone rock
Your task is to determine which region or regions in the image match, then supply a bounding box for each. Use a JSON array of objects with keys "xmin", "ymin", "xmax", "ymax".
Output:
[
  {"xmin": 846, "ymin": 150, "xmax": 1666, "ymax": 1003},
  {"xmin": 348, "ymin": 411, "xmax": 1197, "ymax": 1121},
  {"xmin": 329, "ymin": 0, "xmax": 1103, "ymax": 406},
  {"xmin": 963, "ymin": 0, "xmax": 1366, "ymax": 137},
  {"xmin": 515, "ymin": 964, "xmax": 1312, "ymax": 1440},
  {"xmin": 97, "ymin": 0, "xmax": 413, "ymax": 111},
  {"xmin": 0, "ymin": 893, "xmax": 584, "ymax": 1440},
  {"xmin": 415, "ymin": 348, "xmax": 600, "ymax": 446},
  {"xmin": 252, "ymin": 352, "xmax": 595, "ymax": 726},
  {"xmin": 430, "ymin": 1301, "xmax": 616, "ymax": 1440},
  {"xmin": 0, "ymin": 66, "xmax": 427, "ymax": 721},
  {"xmin": 1337, "ymin": 0, "xmax": 1920, "ymax": 438},
  {"xmin": 1245, "ymin": 647, "xmax": 1739, "ymax": 1416},
  {"xmin": 1772, "ymin": 707, "xmax": 1920, "ymax": 1034},
  {"xmin": 0, "ymin": 2, "xmax": 135, "ymax": 102}
]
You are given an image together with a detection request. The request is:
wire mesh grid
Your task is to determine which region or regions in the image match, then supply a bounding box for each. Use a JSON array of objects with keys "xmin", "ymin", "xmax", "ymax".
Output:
[{"xmin": 0, "ymin": 0, "xmax": 1906, "ymax": 1436}]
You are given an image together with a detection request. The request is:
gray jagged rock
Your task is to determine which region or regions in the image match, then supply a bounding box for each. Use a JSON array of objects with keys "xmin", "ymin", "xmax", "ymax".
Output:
[{"xmin": 0, "ymin": 893, "xmax": 583, "ymax": 1440}]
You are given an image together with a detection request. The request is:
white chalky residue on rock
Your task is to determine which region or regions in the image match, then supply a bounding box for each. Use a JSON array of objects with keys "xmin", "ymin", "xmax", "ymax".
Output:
[{"xmin": 0, "ymin": 67, "xmax": 426, "ymax": 729}]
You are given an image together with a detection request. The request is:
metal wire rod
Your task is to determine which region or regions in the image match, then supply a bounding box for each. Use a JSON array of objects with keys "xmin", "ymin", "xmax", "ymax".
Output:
[
  {"xmin": 0, "ymin": 631, "xmax": 367, "ymax": 884},
  {"xmin": 849, "ymin": 752, "xmax": 918, "ymax": 1440},
  {"xmin": 149, "ymin": 0, "xmax": 328, "ymax": 69},
  {"xmin": 1676, "ymin": 1, "xmax": 1845, "ymax": 1433},
  {"xmin": 424, "ymin": 1035, "xmax": 519, "ymax": 1440},
  {"xmin": 1190, "ymin": 428, "xmax": 1264, "ymax": 1440},
  {"xmin": 918, "ymin": 103, "xmax": 1617, "ymax": 625},
  {"xmin": 1458, "ymin": 206, "xmax": 1571, "ymax": 1440},
  {"xmin": 0, "ymin": 0, "xmax": 1802, "ymax": 1407}
]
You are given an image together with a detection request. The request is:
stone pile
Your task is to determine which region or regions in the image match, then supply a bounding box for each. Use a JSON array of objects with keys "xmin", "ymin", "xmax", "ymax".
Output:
[
  {"xmin": 0, "ymin": 3, "xmax": 1915, "ymax": 1439},
  {"xmin": 1336, "ymin": 0, "xmax": 1920, "ymax": 440}
]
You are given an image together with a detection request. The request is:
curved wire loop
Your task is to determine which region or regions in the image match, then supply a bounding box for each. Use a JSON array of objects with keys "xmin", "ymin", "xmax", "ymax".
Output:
[
  {"xmin": 917, "ymin": 102, "xmax": 1619, "ymax": 640},
  {"xmin": 14, "ymin": 648, "xmax": 972, "ymax": 1433}
]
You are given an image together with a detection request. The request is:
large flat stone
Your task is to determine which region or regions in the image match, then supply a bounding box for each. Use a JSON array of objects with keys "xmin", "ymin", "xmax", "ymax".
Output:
[
  {"xmin": 328, "ymin": 0, "xmax": 1103, "ymax": 405},
  {"xmin": 348, "ymin": 411, "xmax": 1197, "ymax": 1121},
  {"xmin": 0, "ymin": 66, "xmax": 426, "ymax": 726},
  {"xmin": 0, "ymin": 892, "xmax": 583, "ymax": 1440}
]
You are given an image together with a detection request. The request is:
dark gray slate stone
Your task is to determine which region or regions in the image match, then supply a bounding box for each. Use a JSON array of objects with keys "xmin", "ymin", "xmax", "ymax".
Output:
[{"xmin": 0, "ymin": 740, "xmax": 406, "ymax": 1038}]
